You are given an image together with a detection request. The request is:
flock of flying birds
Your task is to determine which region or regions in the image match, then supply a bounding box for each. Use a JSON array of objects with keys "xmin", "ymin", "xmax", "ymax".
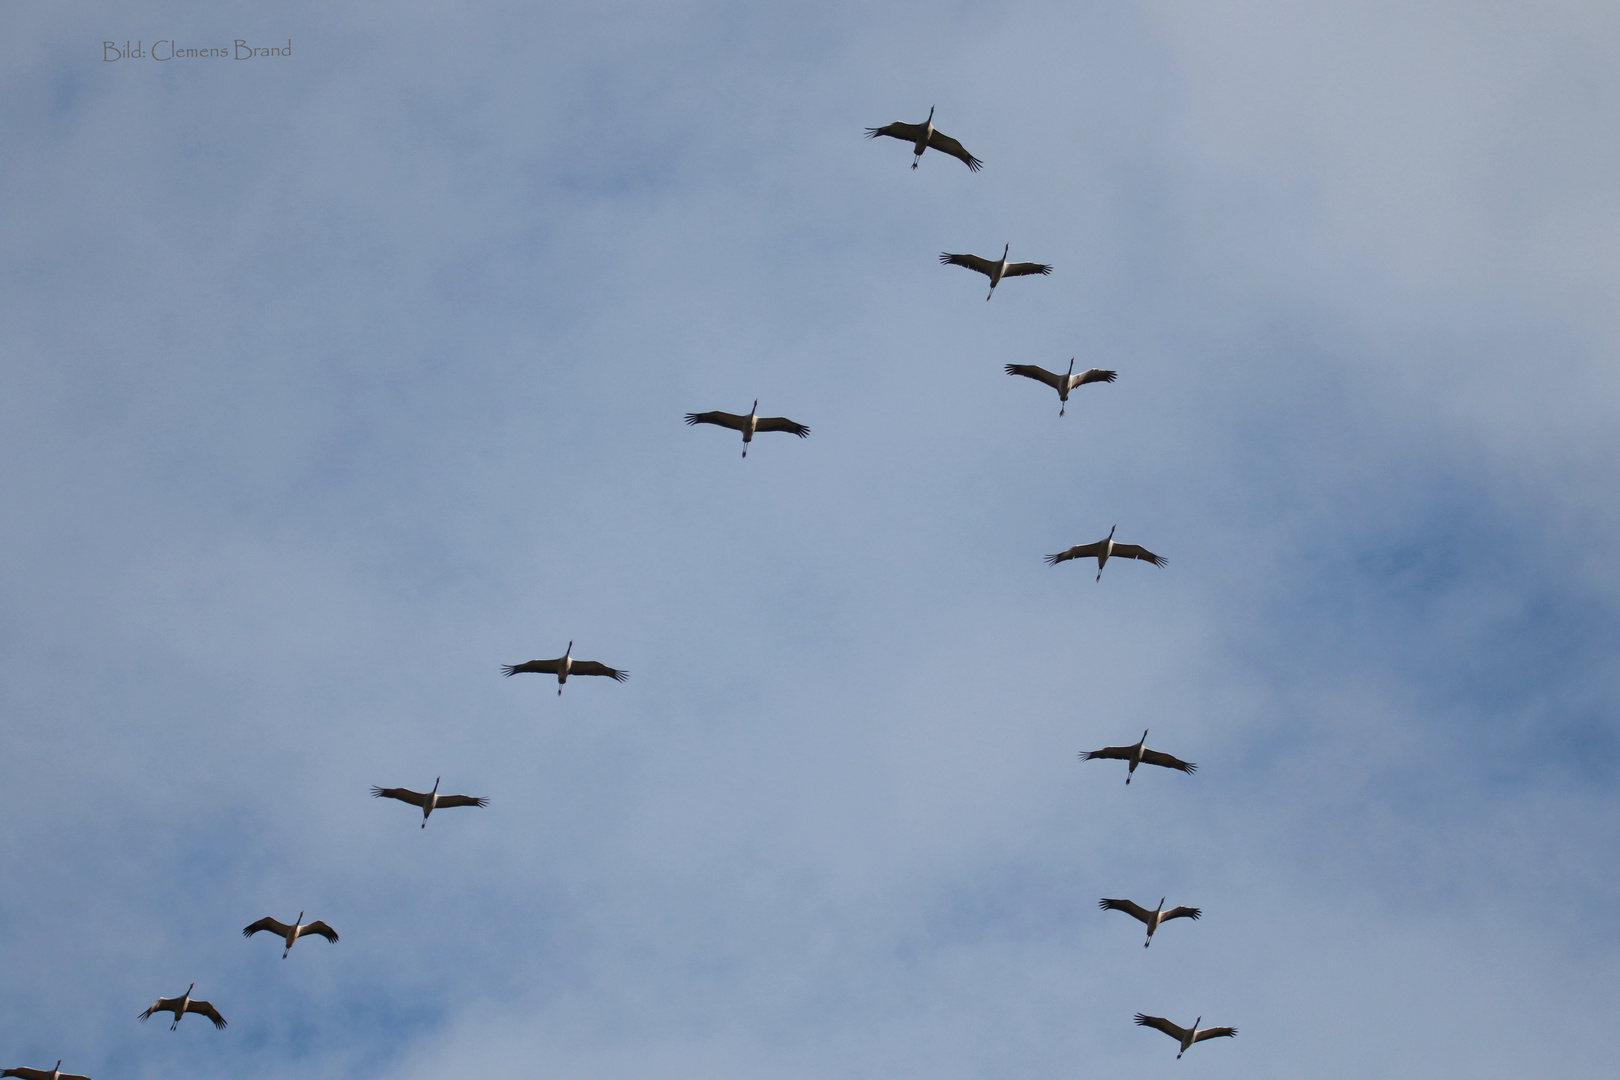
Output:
[{"xmin": 6, "ymin": 108, "xmax": 1226, "ymax": 1080}]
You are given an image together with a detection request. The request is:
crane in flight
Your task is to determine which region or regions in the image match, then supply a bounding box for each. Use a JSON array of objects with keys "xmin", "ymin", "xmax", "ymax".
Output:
[
  {"xmin": 1099, "ymin": 897, "xmax": 1201, "ymax": 947},
  {"xmin": 685, "ymin": 401, "xmax": 809, "ymax": 457},
  {"xmin": 1045, "ymin": 526, "xmax": 1164, "ymax": 581},
  {"xmin": 243, "ymin": 912, "xmax": 339, "ymax": 958},
  {"xmin": 4, "ymin": 1062, "xmax": 92, "ymax": 1080},
  {"xmin": 1080, "ymin": 730, "xmax": 1195, "ymax": 784},
  {"xmin": 939, "ymin": 244, "xmax": 1051, "ymax": 300},
  {"xmin": 865, "ymin": 107, "xmax": 983, "ymax": 171},
  {"xmin": 1004, "ymin": 359, "xmax": 1116, "ymax": 416},
  {"xmin": 502, "ymin": 641, "xmax": 627, "ymax": 694},
  {"xmin": 371, "ymin": 778, "xmax": 489, "ymax": 828},
  {"xmin": 138, "ymin": 984, "xmax": 226, "ymax": 1031},
  {"xmin": 1134, "ymin": 1014, "xmax": 1236, "ymax": 1058}
]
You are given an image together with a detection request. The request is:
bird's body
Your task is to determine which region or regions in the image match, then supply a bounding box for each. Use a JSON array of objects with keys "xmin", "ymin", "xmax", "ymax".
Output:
[
  {"xmin": 502, "ymin": 641, "xmax": 627, "ymax": 694},
  {"xmin": 866, "ymin": 107, "xmax": 982, "ymax": 171},
  {"xmin": 138, "ymin": 984, "xmax": 226, "ymax": 1031},
  {"xmin": 1099, "ymin": 897, "xmax": 1201, "ymax": 946},
  {"xmin": 939, "ymin": 244, "xmax": 1051, "ymax": 300},
  {"xmin": 4, "ymin": 1061, "xmax": 91, "ymax": 1080},
  {"xmin": 1081, "ymin": 730, "xmax": 1196, "ymax": 784},
  {"xmin": 244, "ymin": 911, "xmax": 339, "ymax": 958},
  {"xmin": 371, "ymin": 777, "xmax": 489, "ymax": 828},
  {"xmin": 1004, "ymin": 359, "xmax": 1116, "ymax": 416},
  {"xmin": 1134, "ymin": 1014, "xmax": 1236, "ymax": 1058},
  {"xmin": 685, "ymin": 400, "xmax": 809, "ymax": 457},
  {"xmin": 1046, "ymin": 525, "xmax": 1165, "ymax": 580}
]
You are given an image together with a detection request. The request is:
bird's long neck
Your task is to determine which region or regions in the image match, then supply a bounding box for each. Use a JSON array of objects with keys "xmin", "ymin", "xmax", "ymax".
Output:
[
  {"xmin": 296, "ymin": 911, "xmax": 304, "ymax": 929},
  {"xmin": 1000, "ymin": 243, "xmax": 1010, "ymax": 268},
  {"xmin": 924, "ymin": 105, "xmax": 935, "ymax": 138},
  {"xmin": 750, "ymin": 400, "xmax": 759, "ymax": 422}
]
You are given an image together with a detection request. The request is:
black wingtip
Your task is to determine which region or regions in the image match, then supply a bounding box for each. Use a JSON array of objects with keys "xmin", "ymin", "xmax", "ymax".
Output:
[
  {"xmin": 1044, "ymin": 553, "xmax": 1064, "ymax": 565},
  {"xmin": 683, "ymin": 414, "xmax": 702, "ymax": 425},
  {"xmin": 500, "ymin": 665, "xmax": 517, "ymax": 677},
  {"xmin": 938, "ymin": 252, "xmax": 954, "ymax": 264},
  {"xmin": 966, "ymin": 158, "xmax": 983, "ymax": 172},
  {"xmin": 369, "ymin": 786, "xmax": 386, "ymax": 798}
]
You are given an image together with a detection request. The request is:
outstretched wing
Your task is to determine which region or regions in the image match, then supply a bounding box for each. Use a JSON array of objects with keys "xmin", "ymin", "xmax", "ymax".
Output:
[
  {"xmin": 1110, "ymin": 544, "xmax": 1166, "ymax": 567},
  {"xmin": 1193, "ymin": 1026, "xmax": 1237, "ymax": 1043},
  {"xmin": 138, "ymin": 997, "xmax": 180, "ymax": 1022},
  {"xmin": 939, "ymin": 252, "xmax": 997, "ymax": 277},
  {"xmin": 754, "ymin": 417, "xmax": 809, "ymax": 438},
  {"xmin": 4, "ymin": 1067, "xmax": 56, "ymax": 1080},
  {"xmin": 502, "ymin": 658, "xmax": 560, "ymax": 677},
  {"xmin": 685, "ymin": 411, "xmax": 749, "ymax": 432},
  {"xmin": 1073, "ymin": 367, "xmax": 1117, "ymax": 387},
  {"xmin": 1046, "ymin": 541, "xmax": 1105, "ymax": 566},
  {"xmin": 570, "ymin": 660, "xmax": 628, "ymax": 681},
  {"xmin": 243, "ymin": 916, "xmax": 291, "ymax": 939},
  {"xmin": 186, "ymin": 999, "xmax": 227, "ymax": 1029},
  {"xmin": 1081, "ymin": 745, "xmax": 1136, "ymax": 761},
  {"xmin": 1161, "ymin": 905, "xmax": 1202, "ymax": 922},
  {"xmin": 1134, "ymin": 1014, "xmax": 1189, "ymax": 1042},
  {"xmin": 60, "ymin": 1073, "xmax": 94, "ymax": 1080},
  {"xmin": 299, "ymin": 920, "xmax": 339, "ymax": 943},
  {"xmin": 1002, "ymin": 260, "xmax": 1053, "ymax": 278},
  {"xmin": 435, "ymin": 794, "xmax": 490, "ymax": 809},
  {"xmin": 371, "ymin": 786, "xmax": 429, "ymax": 807},
  {"xmin": 926, "ymin": 130, "xmax": 983, "ymax": 170},
  {"xmin": 1005, "ymin": 363, "xmax": 1064, "ymax": 391},
  {"xmin": 1099, "ymin": 897, "xmax": 1153, "ymax": 924},
  {"xmin": 865, "ymin": 121, "xmax": 926, "ymax": 143},
  {"xmin": 1140, "ymin": 749, "xmax": 1195, "ymax": 774}
]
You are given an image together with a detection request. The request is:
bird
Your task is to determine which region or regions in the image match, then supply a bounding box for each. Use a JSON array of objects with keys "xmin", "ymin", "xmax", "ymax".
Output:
[
  {"xmin": 502, "ymin": 641, "xmax": 628, "ymax": 694},
  {"xmin": 243, "ymin": 911, "xmax": 339, "ymax": 958},
  {"xmin": 1004, "ymin": 359, "xmax": 1116, "ymax": 416},
  {"xmin": 138, "ymin": 984, "xmax": 226, "ymax": 1030},
  {"xmin": 865, "ymin": 106, "xmax": 982, "ymax": 171},
  {"xmin": 1134, "ymin": 1014, "xmax": 1236, "ymax": 1058},
  {"xmin": 684, "ymin": 401, "xmax": 809, "ymax": 457},
  {"xmin": 939, "ymin": 244, "xmax": 1051, "ymax": 300},
  {"xmin": 1080, "ymin": 730, "xmax": 1196, "ymax": 784},
  {"xmin": 1099, "ymin": 897, "xmax": 1201, "ymax": 947},
  {"xmin": 1045, "ymin": 525, "xmax": 1165, "ymax": 581},
  {"xmin": 4, "ymin": 1062, "xmax": 92, "ymax": 1080},
  {"xmin": 370, "ymin": 778, "xmax": 489, "ymax": 828}
]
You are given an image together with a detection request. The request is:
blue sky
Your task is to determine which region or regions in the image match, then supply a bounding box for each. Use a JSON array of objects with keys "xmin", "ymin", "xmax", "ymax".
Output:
[{"xmin": 2, "ymin": 1, "xmax": 1618, "ymax": 1078}]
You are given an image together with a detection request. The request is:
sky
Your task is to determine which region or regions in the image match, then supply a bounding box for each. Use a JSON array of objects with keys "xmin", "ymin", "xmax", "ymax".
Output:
[{"xmin": 2, "ymin": 1, "xmax": 1619, "ymax": 1078}]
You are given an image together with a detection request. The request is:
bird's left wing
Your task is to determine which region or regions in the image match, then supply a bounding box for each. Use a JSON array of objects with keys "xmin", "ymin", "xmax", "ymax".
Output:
[
  {"xmin": 1134, "ymin": 1014, "xmax": 1187, "ymax": 1041},
  {"xmin": 1140, "ymin": 749, "xmax": 1196, "ymax": 774},
  {"xmin": 300, "ymin": 920, "xmax": 339, "ymax": 943},
  {"xmin": 1193, "ymin": 1026, "xmax": 1237, "ymax": 1043},
  {"xmin": 865, "ymin": 121, "xmax": 925, "ymax": 142},
  {"xmin": 754, "ymin": 417, "xmax": 810, "ymax": 438},
  {"xmin": 1081, "ymin": 745, "xmax": 1135, "ymax": 761},
  {"xmin": 1045, "ymin": 541, "xmax": 1104, "ymax": 565},
  {"xmin": 502, "ymin": 659, "xmax": 561, "ymax": 677},
  {"xmin": 1099, "ymin": 897, "xmax": 1153, "ymax": 923},
  {"xmin": 926, "ymin": 131, "xmax": 983, "ymax": 170},
  {"xmin": 1005, "ymin": 363, "xmax": 1063, "ymax": 390},
  {"xmin": 1161, "ymin": 905, "xmax": 1202, "ymax": 922},
  {"xmin": 1001, "ymin": 261, "xmax": 1053, "ymax": 277},
  {"xmin": 186, "ymin": 999, "xmax": 228, "ymax": 1029},
  {"xmin": 685, "ymin": 410, "xmax": 749, "ymax": 431},
  {"xmin": 1073, "ymin": 367, "xmax": 1117, "ymax": 386},
  {"xmin": 243, "ymin": 916, "xmax": 290, "ymax": 938},
  {"xmin": 939, "ymin": 252, "xmax": 996, "ymax": 277},
  {"xmin": 1109, "ymin": 544, "xmax": 1166, "ymax": 567},
  {"xmin": 570, "ymin": 660, "xmax": 628, "ymax": 681},
  {"xmin": 3, "ymin": 1068, "xmax": 54, "ymax": 1080},
  {"xmin": 435, "ymin": 794, "xmax": 490, "ymax": 809},
  {"xmin": 371, "ymin": 786, "xmax": 429, "ymax": 807}
]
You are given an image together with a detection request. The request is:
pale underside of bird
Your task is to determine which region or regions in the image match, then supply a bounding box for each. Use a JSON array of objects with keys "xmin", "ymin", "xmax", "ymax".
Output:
[
  {"xmin": 939, "ymin": 244, "xmax": 1051, "ymax": 300},
  {"xmin": 1099, "ymin": 897, "xmax": 1202, "ymax": 946},
  {"xmin": 138, "ymin": 984, "xmax": 226, "ymax": 1030},
  {"xmin": 4, "ymin": 1062, "xmax": 92, "ymax": 1080},
  {"xmin": 684, "ymin": 400, "xmax": 809, "ymax": 457},
  {"xmin": 243, "ymin": 912, "xmax": 339, "ymax": 957},
  {"xmin": 1046, "ymin": 525, "xmax": 1165, "ymax": 581},
  {"xmin": 865, "ymin": 106, "xmax": 983, "ymax": 171},
  {"xmin": 502, "ymin": 641, "xmax": 627, "ymax": 694},
  {"xmin": 1134, "ymin": 1014, "xmax": 1236, "ymax": 1058},
  {"xmin": 1081, "ymin": 730, "xmax": 1196, "ymax": 784},
  {"xmin": 1004, "ymin": 359, "xmax": 1117, "ymax": 416},
  {"xmin": 371, "ymin": 777, "xmax": 489, "ymax": 827}
]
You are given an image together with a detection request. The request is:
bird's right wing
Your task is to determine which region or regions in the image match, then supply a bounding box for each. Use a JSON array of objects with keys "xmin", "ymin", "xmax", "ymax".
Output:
[
  {"xmin": 187, "ymin": 1000, "xmax": 228, "ymax": 1029},
  {"xmin": 939, "ymin": 252, "xmax": 997, "ymax": 277},
  {"xmin": 1045, "ymin": 541, "xmax": 1105, "ymax": 565},
  {"xmin": 865, "ymin": 121, "xmax": 925, "ymax": 142},
  {"xmin": 1080, "ymin": 745, "xmax": 1135, "ymax": 761},
  {"xmin": 1098, "ymin": 897, "xmax": 1153, "ymax": 924},
  {"xmin": 371, "ymin": 786, "xmax": 429, "ymax": 807},
  {"xmin": 243, "ymin": 916, "xmax": 291, "ymax": 938},
  {"xmin": 434, "ymin": 794, "xmax": 490, "ymax": 809},
  {"xmin": 754, "ymin": 417, "xmax": 810, "ymax": 438},
  {"xmin": 502, "ymin": 659, "xmax": 560, "ymax": 677},
  {"xmin": 1001, "ymin": 261, "xmax": 1053, "ymax": 277},
  {"xmin": 1004, "ymin": 363, "xmax": 1063, "ymax": 390},
  {"xmin": 1109, "ymin": 543, "xmax": 1166, "ymax": 567},
  {"xmin": 1161, "ymin": 906, "xmax": 1202, "ymax": 922},
  {"xmin": 570, "ymin": 660, "xmax": 628, "ymax": 681},
  {"xmin": 926, "ymin": 130, "xmax": 983, "ymax": 170},
  {"xmin": 301, "ymin": 920, "xmax": 340, "ymax": 943},
  {"xmin": 684, "ymin": 411, "xmax": 749, "ymax": 431},
  {"xmin": 1134, "ymin": 1014, "xmax": 1188, "ymax": 1041},
  {"xmin": 3, "ymin": 1068, "xmax": 54, "ymax": 1080},
  {"xmin": 1140, "ymin": 749, "xmax": 1196, "ymax": 774},
  {"xmin": 1193, "ymin": 1026, "xmax": 1237, "ymax": 1043},
  {"xmin": 1073, "ymin": 367, "xmax": 1117, "ymax": 386}
]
